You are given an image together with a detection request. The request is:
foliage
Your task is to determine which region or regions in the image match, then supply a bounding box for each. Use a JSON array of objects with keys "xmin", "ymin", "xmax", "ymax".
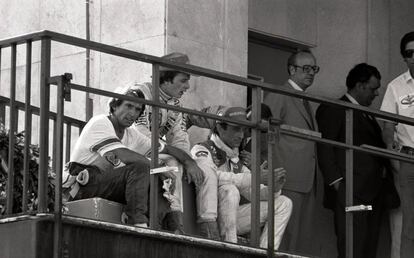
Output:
[{"xmin": 0, "ymin": 122, "xmax": 55, "ymax": 215}]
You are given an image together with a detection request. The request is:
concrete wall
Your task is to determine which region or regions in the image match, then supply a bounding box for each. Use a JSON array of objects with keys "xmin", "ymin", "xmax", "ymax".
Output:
[{"xmin": 248, "ymin": 0, "xmax": 414, "ymax": 108}]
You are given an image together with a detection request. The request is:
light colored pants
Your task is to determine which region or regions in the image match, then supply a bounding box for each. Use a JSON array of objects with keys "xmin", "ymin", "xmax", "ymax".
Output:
[
  {"xmin": 159, "ymin": 154, "xmax": 184, "ymax": 212},
  {"xmin": 217, "ymin": 184, "xmax": 292, "ymax": 250}
]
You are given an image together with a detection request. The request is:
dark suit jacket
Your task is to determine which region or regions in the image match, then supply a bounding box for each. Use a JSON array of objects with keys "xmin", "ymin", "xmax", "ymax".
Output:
[
  {"xmin": 316, "ymin": 95, "xmax": 389, "ymax": 205},
  {"xmin": 264, "ymin": 81, "xmax": 317, "ymax": 193}
]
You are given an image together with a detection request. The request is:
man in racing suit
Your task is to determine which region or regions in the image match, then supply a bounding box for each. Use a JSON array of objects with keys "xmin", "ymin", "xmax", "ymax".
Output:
[
  {"xmin": 191, "ymin": 106, "xmax": 292, "ymax": 249},
  {"xmin": 133, "ymin": 52, "xmax": 204, "ymax": 233}
]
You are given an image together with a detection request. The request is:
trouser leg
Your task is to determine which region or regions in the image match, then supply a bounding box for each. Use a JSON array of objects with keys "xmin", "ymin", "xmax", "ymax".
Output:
[
  {"xmin": 390, "ymin": 170, "xmax": 402, "ymax": 258},
  {"xmin": 399, "ymin": 161, "xmax": 414, "ymax": 258},
  {"xmin": 75, "ymin": 162, "xmax": 150, "ymax": 225},
  {"xmin": 196, "ymin": 162, "xmax": 218, "ymax": 222},
  {"xmin": 259, "ymin": 195, "xmax": 292, "ymax": 250},
  {"xmin": 217, "ymin": 184, "xmax": 240, "ymax": 242}
]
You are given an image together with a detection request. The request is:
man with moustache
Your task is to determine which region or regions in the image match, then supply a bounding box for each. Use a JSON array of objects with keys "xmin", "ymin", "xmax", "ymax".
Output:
[
  {"xmin": 191, "ymin": 106, "xmax": 292, "ymax": 249},
  {"xmin": 317, "ymin": 63, "xmax": 396, "ymax": 258},
  {"xmin": 381, "ymin": 31, "xmax": 414, "ymax": 258},
  {"xmin": 133, "ymin": 52, "xmax": 204, "ymax": 234},
  {"xmin": 263, "ymin": 49, "xmax": 319, "ymax": 254}
]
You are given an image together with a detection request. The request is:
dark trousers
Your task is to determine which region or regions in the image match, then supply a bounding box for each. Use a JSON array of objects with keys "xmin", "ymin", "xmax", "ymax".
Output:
[
  {"xmin": 399, "ymin": 159, "xmax": 414, "ymax": 258},
  {"xmin": 334, "ymin": 193, "xmax": 384, "ymax": 258},
  {"xmin": 74, "ymin": 162, "xmax": 150, "ymax": 225}
]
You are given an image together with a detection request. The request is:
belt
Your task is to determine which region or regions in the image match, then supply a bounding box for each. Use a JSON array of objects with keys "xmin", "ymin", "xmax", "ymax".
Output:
[{"xmin": 400, "ymin": 146, "xmax": 414, "ymax": 156}]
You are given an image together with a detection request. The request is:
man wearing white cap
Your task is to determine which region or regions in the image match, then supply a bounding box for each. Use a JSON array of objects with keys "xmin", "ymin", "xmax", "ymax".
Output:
[
  {"xmin": 133, "ymin": 52, "xmax": 204, "ymax": 233},
  {"xmin": 191, "ymin": 106, "xmax": 292, "ymax": 249}
]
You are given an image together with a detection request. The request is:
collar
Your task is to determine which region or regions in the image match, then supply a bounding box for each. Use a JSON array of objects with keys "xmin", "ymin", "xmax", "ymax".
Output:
[
  {"xmin": 403, "ymin": 70, "xmax": 414, "ymax": 84},
  {"xmin": 210, "ymin": 134, "xmax": 240, "ymax": 163},
  {"xmin": 159, "ymin": 88, "xmax": 175, "ymax": 102},
  {"xmin": 345, "ymin": 93, "xmax": 360, "ymax": 105},
  {"xmin": 288, "ymin": 79, "xmax": 304, "ymax": 92}
]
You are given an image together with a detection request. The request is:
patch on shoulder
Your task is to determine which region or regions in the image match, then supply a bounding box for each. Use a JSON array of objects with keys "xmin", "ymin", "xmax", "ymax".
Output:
[{"xmin": 195, "ymin": 151, "xmax": 209, "ymax": 158}]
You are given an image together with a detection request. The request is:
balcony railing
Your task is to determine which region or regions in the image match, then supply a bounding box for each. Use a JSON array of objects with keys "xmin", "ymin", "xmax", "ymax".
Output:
[{"xmin": 0, "ymin": 30, "xmax": 414, "ymax": 258}]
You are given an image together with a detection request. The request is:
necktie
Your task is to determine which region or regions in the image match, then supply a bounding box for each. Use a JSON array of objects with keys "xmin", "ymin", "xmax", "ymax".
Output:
[{"xmin": 303, "ymin": 99, "xmax": 315, "ymax": 129}]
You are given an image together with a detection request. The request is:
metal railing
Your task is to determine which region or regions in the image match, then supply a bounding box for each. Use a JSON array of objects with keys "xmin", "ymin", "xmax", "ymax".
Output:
[{"xmin": 1, "ymin": 30, "xmax": 414, "ymax": 258}]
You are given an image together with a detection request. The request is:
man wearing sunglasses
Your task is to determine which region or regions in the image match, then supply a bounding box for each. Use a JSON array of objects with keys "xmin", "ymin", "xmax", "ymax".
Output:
[
  {"xmin": 381, "ymin": 31, "xmax": 414, "ymax": 258},
  {"xmin": 263, "ymin": 49, "xmax": 319, "ymax": 255}
]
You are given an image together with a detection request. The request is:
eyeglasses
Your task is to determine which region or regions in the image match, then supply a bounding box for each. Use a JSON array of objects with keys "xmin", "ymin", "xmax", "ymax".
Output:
[
  {"xmin": 403, "ymin": 49, "xmax": 414, "ymax": 59},
  {"xmin": 292, "ymin": 65, "xmax": 320, "ymax": 74}
]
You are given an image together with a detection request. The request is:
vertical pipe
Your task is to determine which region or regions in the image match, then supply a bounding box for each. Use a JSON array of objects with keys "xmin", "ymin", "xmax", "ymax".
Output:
[
  {"xmin": 250, "ymin": 86, "xmax": 262, "ymax": 246},
  {"xmin": 52, "ymin": 120, "xmax": 57, "ymax": 175},
  {"xmin": 38, "ymin": 38, "xmax": 51, "ymax": 212},
  {"xmin": 22, "ymin": 41, "xmax": 32, "ymax": 212},
  {"xmin": 149, "ymin": 63, "xmax": 160, "ymax": 229},
  {"xmin": 85, "ymin": 0, "xmax": 93, "ymax": 120},
  {"xmin": 6, "ymin": 43, "xmax": 17, "ymax": 214},
  {"xmin": 65, "ymin": 124, "xmax": 71, "ymax": 163},
  {"xmin": 53, "ymin": 77, "xmax": 64, "ymax": 258},
  {"xmin": 267, "ymin": 124, "xmax": 276, "ymax": 258},
  {"xmin": 345, "ymin": 109, "xmax": 354, "ymax": 258}
]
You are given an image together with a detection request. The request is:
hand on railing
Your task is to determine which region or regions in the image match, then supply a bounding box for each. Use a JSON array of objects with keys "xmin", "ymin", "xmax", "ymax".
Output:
[{"xmin": 239, "ymin": 150, "xmax": 252, "ymax": 168}]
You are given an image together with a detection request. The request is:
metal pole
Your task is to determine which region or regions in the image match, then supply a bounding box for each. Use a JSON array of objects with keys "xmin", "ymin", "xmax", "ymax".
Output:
[
  {"xmin": 149, "ymin": 63, "xmax": 160, "ymax": 229},
  {"xmin": 266, "ymin": 122, "xmax": 278, "ymax": 258},
  {"xmin": 65, "ymin": 124, "xmax": 71, "ymax": 163},
  {"xmin": 85, "ymin": 0, "xmax": 93, "ymax": 120},
  {"xmin": 38, "ymin": 37, "xmax": 51, "ymax": 212},
  {"xmin": 53, "ymin": 75, "xmax": 67, "ymax": 258},
  {"xmin": 6, "ymin": 43, "xmax": 17, "ymax": 214},
  {"xmin": 22, "ymin": 40, "xmax": 32, "ymax": 212},
  {"xmin": 250, "ymin": 86, "xmax": 262, "ymax": 246},
  {"xmin": 345, "ymin": 109, "xmax": 354, "ymax": 258}
]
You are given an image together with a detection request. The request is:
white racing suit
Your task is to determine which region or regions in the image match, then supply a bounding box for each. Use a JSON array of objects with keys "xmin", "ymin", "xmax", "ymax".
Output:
[
  {"xmin": 191, "ymin": 134, "xmax": 292, "ymax": 249},
  {"xmin": 133, "ymin": 82, "xmax": 190, "ymax": 213}
]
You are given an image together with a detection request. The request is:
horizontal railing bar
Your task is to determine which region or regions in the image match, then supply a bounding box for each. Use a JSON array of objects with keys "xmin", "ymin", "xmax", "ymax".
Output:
[
  {"xmin": 0, "ymin": 96, "xmax": 85, "ymax": 128},
  {"xmin": 1, "ymin": 30, "xmax": 412, "ymax": 126},
  {"xmin": 282, "ymin": 126, "xmax": 414, "ymax": 164},
  {"xmin": 68, "ymin": 82, "xmax": 256, "ymax": 128}
]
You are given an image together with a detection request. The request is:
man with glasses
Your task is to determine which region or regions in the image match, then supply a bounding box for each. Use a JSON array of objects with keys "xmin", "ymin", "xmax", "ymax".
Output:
[
  {"xmin": 263, "ymin": 49, "xmax": 319, "ymax": 255},
  {"xmin": 381, "ymin": 31, "xmax": 414, "ymax": 258}
]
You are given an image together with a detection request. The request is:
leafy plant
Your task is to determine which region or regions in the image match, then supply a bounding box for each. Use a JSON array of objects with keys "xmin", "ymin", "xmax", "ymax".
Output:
[{"xmin": 0, "ymin": 122, "xmax": 55, "ymax": 215}]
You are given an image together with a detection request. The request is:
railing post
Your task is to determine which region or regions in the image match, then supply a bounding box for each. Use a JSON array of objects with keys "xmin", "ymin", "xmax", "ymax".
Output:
[
  {"xmin": 6, "ymin": 43, "xmax": 17, "ymax": 214},
  {"xmin": 23, "ymin": 40, "xmax": 33, "ymax": 212},
  {"xmin": 250, "ymin": 86, "xmax": 262, "ymax": 246},
  {"xmin": 149, "ymin": 63, "xmax": 160, "ymax": 229},
  {"xmin": 52, "ymin": 74, "xmax": 71, "ymax": 258},
  {"xmin": 267, "ymin": 120, "xmax": 280, "ymax": 258},
  {"xmin": 38, "ymin": 37, "xmax": 51, "ymax": 213},
  {"xmin": 345, "ymin": 109, "xmax": 354, "ymax": 258}
]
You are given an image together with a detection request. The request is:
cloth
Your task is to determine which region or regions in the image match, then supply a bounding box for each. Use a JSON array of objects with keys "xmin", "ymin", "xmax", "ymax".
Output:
[
  {"xmin": 134, "ymin": 82, "xmax": 190, "ymax": 153},
  {"xmin": 380, "ymin": 70, "xmax": 414, "ymax": 258},
  {"xmin": 316, "ymin": 95, "xmax": 396, "ymax": 258},
  {"xmin": 66, "ymin": 114, "xmax": 159, "ymax": 225},
  {"xmin": 263, "ymin": 80, "xmax": 317, "ymax": 253},
  {"xmin": 191, "ymin": 134, "xmax": 292, "ymax": 250}
]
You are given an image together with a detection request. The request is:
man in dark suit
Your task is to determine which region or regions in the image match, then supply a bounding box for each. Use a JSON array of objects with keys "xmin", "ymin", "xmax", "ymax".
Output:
[
  {"xmin": 316, "ymin": 63, "xmax": 395, "ymax": 258},
  {"xmin": 263, "ymin": 50, "xmax": 319, "ymax": 254}
]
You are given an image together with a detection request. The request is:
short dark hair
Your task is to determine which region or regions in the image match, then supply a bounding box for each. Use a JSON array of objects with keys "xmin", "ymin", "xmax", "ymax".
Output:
[
  {"xmin": 345, "ymin": 63, "xmax": 381, "ymax": 90},
  {"xmin": 287, "ymin": 49, "xmax": 313, "ymax": 74},
  {"xmin": 400, "ymin": 32, "xmax": 414, "ymax": 57},
  {"xmin": 246, "ymin": 103, "xmax": 273, "ymax": 120},
  {"xmin": 213, "ymin": 122, "xmax": 228, "ymax": 135},
  {"xmin": 109, "ymin": 89, "xmax": 146, "ymax": 114},
  {"xmin": 160, "ymin": 71, "xmax": 189, "ymax": 84}
]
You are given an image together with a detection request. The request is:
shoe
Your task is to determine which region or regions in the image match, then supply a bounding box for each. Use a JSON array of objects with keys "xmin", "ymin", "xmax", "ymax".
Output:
[
  {"xmin": 199, "ymin": 221, "xmax": 220, "ymax": 241},
  {"xmin": 134, "ymin": 223, "xmax": 148, "ymax": 228}
]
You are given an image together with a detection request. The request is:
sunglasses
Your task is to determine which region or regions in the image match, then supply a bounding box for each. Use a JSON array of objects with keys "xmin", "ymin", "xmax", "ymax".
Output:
[{"xmin": 403, "ymin": 49, "xmax": 414, "ymax": 59}]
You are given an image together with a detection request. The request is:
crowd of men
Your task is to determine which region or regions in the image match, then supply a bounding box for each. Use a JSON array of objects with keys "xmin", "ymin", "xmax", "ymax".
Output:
[{"xmin": 62, "ymin": 31, "xmax": 414, "ymax": 258}]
